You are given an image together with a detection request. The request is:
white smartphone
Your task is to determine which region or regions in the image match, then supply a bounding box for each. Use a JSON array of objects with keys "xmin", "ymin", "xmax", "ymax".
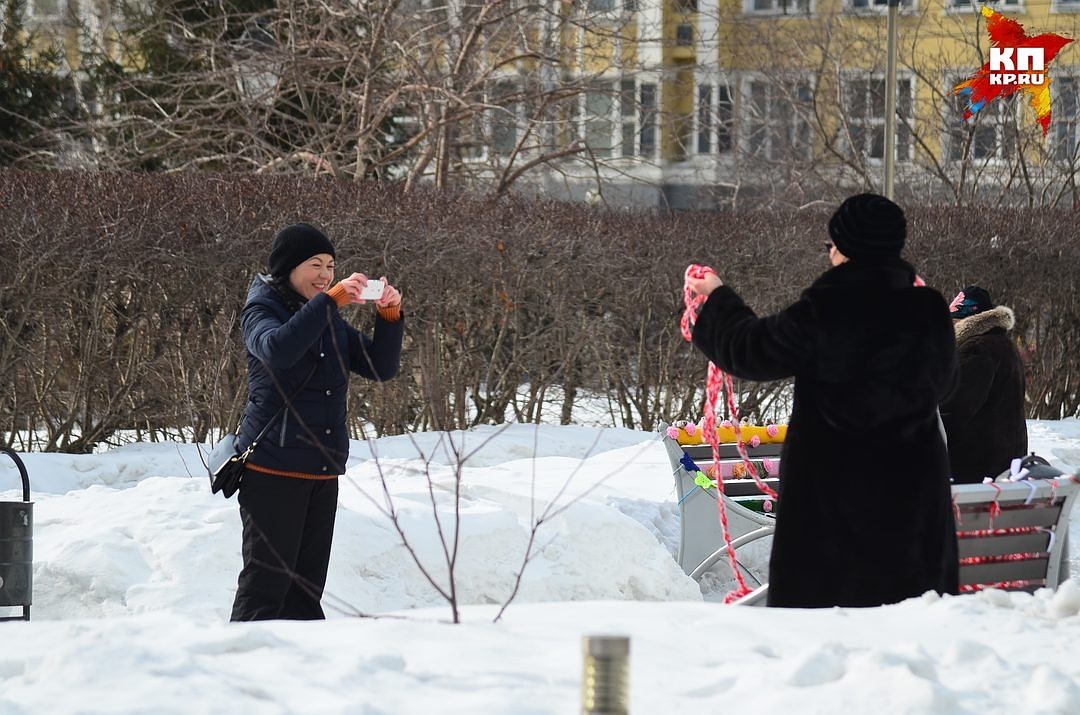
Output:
[{"xmin": 359, "ymin": 279, "xmax": 385, "ymax": 300}]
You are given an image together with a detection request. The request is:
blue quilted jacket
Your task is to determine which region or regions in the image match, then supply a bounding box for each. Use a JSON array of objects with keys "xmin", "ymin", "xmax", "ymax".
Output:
[{"xmin": 237, "ymin": 275, "xmax": 403, "ymax": 475}]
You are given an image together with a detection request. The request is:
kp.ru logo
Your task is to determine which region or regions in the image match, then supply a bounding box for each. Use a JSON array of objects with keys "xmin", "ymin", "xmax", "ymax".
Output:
[
  {"xmin": 988, "ymin": 47, "xmax": 1045, "ymax": 86},
  {"xmin": 954, "ymin": 6, "xmax": 1073, "ymax": 136}
]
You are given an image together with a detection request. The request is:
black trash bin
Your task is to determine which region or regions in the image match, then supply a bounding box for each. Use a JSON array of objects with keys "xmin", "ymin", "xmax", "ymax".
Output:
[{"xmin": 0, "ymin": 446, "xmax": 31, "ymax": 622}]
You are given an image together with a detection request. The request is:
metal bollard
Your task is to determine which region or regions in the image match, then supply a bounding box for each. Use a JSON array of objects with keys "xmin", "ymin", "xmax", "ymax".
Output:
[
  {"xmin": 0, "ymin": 447, "xmax": 32, "ymax": 622},
  {"xmin": 581, "ymin": 635, "xmax": 629, "ymax": 715}
]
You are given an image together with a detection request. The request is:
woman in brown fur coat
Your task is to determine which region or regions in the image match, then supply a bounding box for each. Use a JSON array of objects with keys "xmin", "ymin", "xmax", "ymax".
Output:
[{"xmin": 940, "ymin": 285, "xmax": 1028, "ymax": 484}]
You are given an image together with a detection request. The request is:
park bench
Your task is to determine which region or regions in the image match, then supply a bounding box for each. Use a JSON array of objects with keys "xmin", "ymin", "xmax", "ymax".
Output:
[{"xmin": 661, "ymin": 424, "xmax": 1078, "ymax": 606}]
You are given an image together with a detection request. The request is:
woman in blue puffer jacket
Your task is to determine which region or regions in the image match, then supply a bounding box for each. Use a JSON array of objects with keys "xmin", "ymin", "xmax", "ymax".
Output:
[{"xmin": 231, "ymin": 223, "xmax": 404, "ymax": 621}]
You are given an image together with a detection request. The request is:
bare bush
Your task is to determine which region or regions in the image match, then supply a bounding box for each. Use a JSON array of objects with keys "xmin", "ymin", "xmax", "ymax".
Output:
[{"xmin": 0, "ymin": 171, "xmax": 1076, "ymax": 452}]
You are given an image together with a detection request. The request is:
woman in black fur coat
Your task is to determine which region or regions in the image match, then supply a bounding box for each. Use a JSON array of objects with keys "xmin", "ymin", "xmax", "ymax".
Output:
[{"xmin": 686, "ymin": 194, "xmax": 959, "ymax": 608}]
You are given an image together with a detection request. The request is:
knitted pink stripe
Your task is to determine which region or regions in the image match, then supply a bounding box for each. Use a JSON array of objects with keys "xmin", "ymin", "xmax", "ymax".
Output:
[{"xmin": 681, "ymin": 264, "xmax": 773, "ymax": 602}]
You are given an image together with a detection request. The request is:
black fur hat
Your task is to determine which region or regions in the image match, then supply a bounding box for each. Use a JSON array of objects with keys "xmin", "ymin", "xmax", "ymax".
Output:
[{"xmin": 827, "ymin": 193, "xmax": 906, "ymax": 262}]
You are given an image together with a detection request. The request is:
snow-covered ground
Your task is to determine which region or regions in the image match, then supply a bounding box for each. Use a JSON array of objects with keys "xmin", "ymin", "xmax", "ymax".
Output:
[{"xmin": 1, "ymin": 419, "xmax": 1079, "ymax": 714}]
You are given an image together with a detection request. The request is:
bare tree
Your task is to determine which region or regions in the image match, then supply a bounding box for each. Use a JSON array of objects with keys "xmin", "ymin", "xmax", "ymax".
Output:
[{"xmin": 75, "ymin": 0, "xmax": 677, "ymax": 196}]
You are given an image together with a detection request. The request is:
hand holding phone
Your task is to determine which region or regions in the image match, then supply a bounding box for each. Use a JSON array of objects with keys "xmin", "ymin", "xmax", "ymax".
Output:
[{"xmin": 359, "ymin": 279, "xmax": 385, "ymax": 300}]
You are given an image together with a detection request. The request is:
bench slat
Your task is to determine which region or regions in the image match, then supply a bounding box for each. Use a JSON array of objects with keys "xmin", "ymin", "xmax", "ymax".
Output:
[
  {"xmin": 723, "ymin": 479, "xmax": 780, "ymax": 497},
  {"xmin": 957, "ymin": 531, "xmax": 1051, "ymax": 559},
  {"xmin": 956, "ymin": 504, "xmax": 1062, "ymax": 531},
  {"xmin": 960, "ymin": 557, "xmax": 1050, "ymax": 585},
  {"xmin": 964, "ymin": 582, "xmax": 1045, "ymax": 594},
  {"xmin": 682, "ymin": 443, "xmax": 784, "ymax": 460},
  {"xmin": 954, "ymin": 493, "xmax": 1063, "ymax": 508}
]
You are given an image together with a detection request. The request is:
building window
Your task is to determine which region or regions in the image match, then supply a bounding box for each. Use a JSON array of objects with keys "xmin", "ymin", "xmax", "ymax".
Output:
[
  {"xmin": 639, "ymin": 84, "xmax": 657, "ymax": 158},
  {"xmin": 584, "ymin": 84, "xmax": 616, "ymax": 158},
  {"xmin": 490, "ymin": 81, "xmax": 520, "ymax": 156},
  {"xmin": 696, "ymin": 83, "xmax": 734, "ymax": 155},
  {"xmin": 841, "ymin": 75, "xmax": 913, "ymax": 162},
  {"xmin": 450, "ymin": 89, "xmax": 487, "ymax": 162},
  {"xmin": 675, "ymin": 24, "xmax": 694, "ymax": 46},
  {"xmin": 620, "ymin": 80, "xmax": 636, "ymax": 157},
  {"xmin": 947, "ymin": 0, "xmax": 1018, "ymax": 9},
  {"xmin": 586, "ymin": 0, "xmax": 638, "ymax": 10},
  {"xmin": 744, "ymin": 78, "xmax": 814, "ymax": 161},
  {"xmin": 403, "ymin": 1, "xmax": 449, "ymax": 29},
  {"xmin": 1051, "ymin": 77, "xmax": 1080, "ymax": 162},
  {"xmin": 698, "ymin": 85, "xmax": 712, "ymax": 154},
  {"xmin": 673, "ymin": 0, "xmax": 698, "ymax": 11},
  {"xmin": 618, "ymin": 79, "xmax": 658, "ymax": 159},
  {"xmin": 551, "ymin": 94, "xmax": 579, "ymax": 151},
  {"xmin": 28, "ymin": 0, "xmax": 64, "ymax": 18},
  {"xmin": 945, "ymin": 78, "xmax": 1016, "ymax": 162},
  {"xmin": 849, "ymin": 0, "xmax": 913, "ymax": 9},
  {"xmin": 745, "ymin": 0, "xmax": 811, "ymax": 14}
]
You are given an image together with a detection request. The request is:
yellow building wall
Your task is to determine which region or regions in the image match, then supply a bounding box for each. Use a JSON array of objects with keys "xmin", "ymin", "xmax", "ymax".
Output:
[
  {"xmin": 663, "ymin": 2, "xmax": 698, "ymax": 160},
  {"xmin": 699, "ymin": 0, "xmax": 1080, "ymax": 165}
]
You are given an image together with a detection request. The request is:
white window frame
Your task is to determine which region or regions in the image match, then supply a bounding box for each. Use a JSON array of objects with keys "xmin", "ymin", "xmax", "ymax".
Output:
[
  {"xmin": 27, "ymin": 0, "xmax": 66, "ymax": 20},
  {"xmin": 584, "ymin": 0, "xmax": 632, "ymax": 16},
  {"xmin": 740, "ymin": 74, "xmax": 816, "ymax": 162},
  {"xmin": 452, "ymin": 80, "xmax": 522, "ymax": 165},
  {"xmin": 671, "ymin": 0, "xmax": 699, "ymax": 12},
  {"xmin": 489, "ymin": 79, "xmax": 524, "ymax": 158},
  {"xmin": 573, "ymin": 75, "xmax": 660, "ymax": 161},
  {"xmin": 846, "ymin": 0, "xmax": 916, "ymax": 14},
  {"xmin": 450, "ymin": 98, "xmax": 489, "ymax": 164},
  {"xmin": 547, "ymin": 90, "xmax": 581, "ymax": 154},
  {"xmin": 580, "ymin": 80, "xmax": 619, "ymax": 160},
  {"xmin": 839, "ymin": 71, "xmax": 915, "ymax": 164},
  {"xmin": 743, "ymin": 0, "xmax": 813, "ymax": 16},
  {"xmin": 1052, "ymin": 0, "xmax": 1080, "ymax": 14},
  {"xmin": 945, "ymin": 0, "xmax": 1021, "ymax": 14},
  {"xmin": 589, "ymin": 74, "xmax": 659, "ymax": 161},
  {"xmin": 693, "ymin": 77, "xmax": 736, "ymax": 157},
  {"xmin": 943, "ymin": 72, "xmax": 1019, "ymax": 164},
  {"xmin": 1049, "ymin": 75, "xmax": 1080, "ymax": 163}
]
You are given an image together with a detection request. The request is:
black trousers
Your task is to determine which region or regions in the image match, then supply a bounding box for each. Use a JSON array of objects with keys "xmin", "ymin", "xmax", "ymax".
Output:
[{"xmin": 230, "ymin": 470, "xmax": 339, "ymax": 621}]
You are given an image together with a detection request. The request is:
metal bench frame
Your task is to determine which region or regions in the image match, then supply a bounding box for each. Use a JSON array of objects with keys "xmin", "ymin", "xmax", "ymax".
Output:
[
  {"xmin": 661, "ymin": 424, "xmax": 1078, "ymax": 606},
  {"xmin": 664, "ymin": 432, "xmax": 779, "ymax": 585}
]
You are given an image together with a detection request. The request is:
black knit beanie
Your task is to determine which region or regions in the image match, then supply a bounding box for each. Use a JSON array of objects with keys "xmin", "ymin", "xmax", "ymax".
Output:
[
  {"xmin": 268, "ymin": 223, "xmax": 336, "ymax": 279},
  {"xmin": 827, "ymin": 193, "xmax": 906, "ymax": 262}
]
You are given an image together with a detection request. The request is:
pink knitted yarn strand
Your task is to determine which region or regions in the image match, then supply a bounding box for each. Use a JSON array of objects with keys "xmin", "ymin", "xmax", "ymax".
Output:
[
  {"xmin": 681, "ymin": 264, "xmax": 752, "ymax": 601},
  {"xmin": 680, "ymin": 264, "xmax": 712, "ymax": 340}
]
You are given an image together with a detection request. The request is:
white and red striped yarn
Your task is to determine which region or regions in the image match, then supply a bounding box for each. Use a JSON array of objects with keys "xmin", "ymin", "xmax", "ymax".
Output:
[{"xmin": 681, "ymin": 265, "xmax": 778, "ymax": 602}]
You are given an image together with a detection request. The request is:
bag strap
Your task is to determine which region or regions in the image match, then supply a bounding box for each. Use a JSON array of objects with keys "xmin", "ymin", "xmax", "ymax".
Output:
[{"xmin": 239, "ymin": 362, "xmax": 320, "ymax": 460}]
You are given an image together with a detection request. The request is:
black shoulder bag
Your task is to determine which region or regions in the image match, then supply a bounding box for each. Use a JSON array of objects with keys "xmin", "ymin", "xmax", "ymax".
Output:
[{"xmin": 208, "ymin": 364, "xmax": 318, "ymax": 498}]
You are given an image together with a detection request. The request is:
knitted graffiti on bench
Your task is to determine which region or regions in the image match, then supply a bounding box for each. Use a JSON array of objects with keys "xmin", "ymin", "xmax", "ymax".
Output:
[{"xmin": 954, "ymin": 457, "xmax": 1078, "ymax": 593}]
